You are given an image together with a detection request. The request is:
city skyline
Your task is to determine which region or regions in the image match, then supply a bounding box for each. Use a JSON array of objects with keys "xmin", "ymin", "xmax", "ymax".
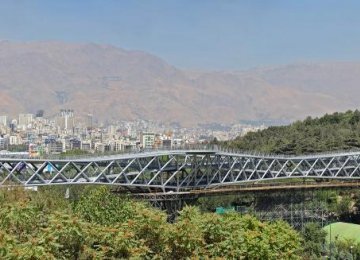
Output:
[{"xmin": 0, "ymin": 108, "xmax": 265, "ymax": 156}]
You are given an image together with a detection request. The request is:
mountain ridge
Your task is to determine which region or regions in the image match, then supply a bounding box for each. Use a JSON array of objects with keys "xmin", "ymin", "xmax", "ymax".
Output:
[{"xmin": 0, "ymin": 41, "xmax": 358, "ymax": 126}]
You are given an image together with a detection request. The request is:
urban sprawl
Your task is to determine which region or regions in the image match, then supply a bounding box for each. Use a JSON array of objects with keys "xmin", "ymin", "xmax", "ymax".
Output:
[{"xmin": 0, "ymin": 109, "xmax": 266, "ymax": 157}]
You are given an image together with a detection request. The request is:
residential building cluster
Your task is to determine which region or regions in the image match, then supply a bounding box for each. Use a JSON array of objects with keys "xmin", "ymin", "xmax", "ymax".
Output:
[{"xmin": 0, "ymin": 110, "xmax": 266, "ymax": 157}]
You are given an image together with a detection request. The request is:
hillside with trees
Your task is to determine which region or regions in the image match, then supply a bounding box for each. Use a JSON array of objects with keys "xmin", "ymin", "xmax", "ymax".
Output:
[{"xmin": 226, "ymin": 110, "xmax": 360, "ymax": 155}]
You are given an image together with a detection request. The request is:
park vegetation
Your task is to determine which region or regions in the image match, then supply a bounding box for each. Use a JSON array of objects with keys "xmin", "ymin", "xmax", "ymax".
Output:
[
  {"xmin": 1, "ymin": 185, "xmax": 360, "ymax": 259},
  {"xmin": 0, "ymin": 186, "xmax": 303, "ymax": 259}
]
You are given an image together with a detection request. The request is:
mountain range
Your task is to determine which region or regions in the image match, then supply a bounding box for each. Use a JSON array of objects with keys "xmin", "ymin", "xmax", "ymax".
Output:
[{"xmin": 0, "ymin": 40, "xmax": 358, "ymax": 126}]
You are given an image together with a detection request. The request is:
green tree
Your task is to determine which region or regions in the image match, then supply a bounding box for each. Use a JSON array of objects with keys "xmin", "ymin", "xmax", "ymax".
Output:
[
  {"xmin": 74, "ymin": 186, "xmax": 136, "ymax": 225},
  {"xmin": 301, "ymin": 222, "xmax": 327, "ymax": 258},
  {"xmin": 336, "ymin": 195, "xmax": 353, "ymax": 216}
]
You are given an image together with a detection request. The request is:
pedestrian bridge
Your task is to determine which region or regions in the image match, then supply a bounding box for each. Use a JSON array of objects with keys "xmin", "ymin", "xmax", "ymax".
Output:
[{"xmin": 1, "ymin": 149, "xmax": 360, "ymax": 193}]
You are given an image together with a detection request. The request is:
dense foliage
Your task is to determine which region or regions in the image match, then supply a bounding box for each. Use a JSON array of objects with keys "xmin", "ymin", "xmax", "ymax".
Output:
[
  {"xmin": 0, "ymin": 186, "xmax": 303, "ymax": 259},
  {"xmin": 227, "ymin": 110, "xmax": 360, "ymax": 155}
]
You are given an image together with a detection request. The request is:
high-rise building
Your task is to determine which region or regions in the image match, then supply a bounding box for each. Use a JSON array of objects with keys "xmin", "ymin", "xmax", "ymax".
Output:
[
  {"xmin": 108, "ymin": 125, "xmax": 117, "ymax": 135},
  {"xmin": 18, "ymin": 114, "xmax": 33, "ymax": 128},
  {"xmin": 9, "ymin": 119, "xmax": 17, "ymax": 132},
  {"xmin": 0, "ymin": 115, "xmax": 7, "ymax": 126},
  {"xmin": 56, "ymin": 109, "xmax": 74, "ymax": 130},
  {"xmin": 85, "ymin": 114, "xmax": 93, "ymax": 129},
  {"xmin": 140, "ymin": 132, "xmax": 155, "ymax": 149},
  {"xmin": 9, "ymin": 135, "xmax": 21, "ymax": 145},
  {"xmin": 0, "ymin": 136, "xmax": 8, "ymax": 150},
  {"xmin": 70, "ymin": 139, "xmax": 81, "ymax": 150}
]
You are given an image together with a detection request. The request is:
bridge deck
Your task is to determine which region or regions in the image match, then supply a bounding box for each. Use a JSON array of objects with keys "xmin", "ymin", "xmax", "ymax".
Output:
[
  {"xmin": 1, "ymin": 149, "xmax": 360, "ymax": 193},
  {"xmin": 129, "ymin": 181, "xmax": 360, "ymax": 198}
]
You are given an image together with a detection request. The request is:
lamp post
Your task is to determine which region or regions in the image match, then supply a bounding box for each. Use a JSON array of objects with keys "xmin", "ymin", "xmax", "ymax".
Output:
[{"xmin": 329, "ymin": 223, "xmax": 332, "ymax": 259}]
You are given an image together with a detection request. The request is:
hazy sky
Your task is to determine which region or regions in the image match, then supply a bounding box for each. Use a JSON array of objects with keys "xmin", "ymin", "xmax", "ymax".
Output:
[{"xmin": 1, "ymin": 0, "xmax": 360, "ymax": 69}]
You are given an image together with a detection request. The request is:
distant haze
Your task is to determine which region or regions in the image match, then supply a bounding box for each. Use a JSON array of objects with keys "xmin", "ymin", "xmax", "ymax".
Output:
[
  {"xmin": 0, "ymin": 41, "xmax": 359, "ymax": 126},
  {"xmin": 1, "ymin": 1, "xmax": 360, "ymax": 69}
]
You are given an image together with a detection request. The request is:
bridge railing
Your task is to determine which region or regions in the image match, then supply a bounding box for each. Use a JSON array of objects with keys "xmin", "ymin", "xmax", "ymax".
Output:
[
  {"xmin": 3, "ymin": 144, "xmax": 219, "ymax": 160},
  {"xmin": 2, "ymin": 144, "xmax": 360, "ymax": 161},
  {"xmin": 218, "ymin": 146, "xmax": 360, "ymax": 159},
  {"xmin": 186, "ymin": 179, "xmax": 360, "ymax": 194}
]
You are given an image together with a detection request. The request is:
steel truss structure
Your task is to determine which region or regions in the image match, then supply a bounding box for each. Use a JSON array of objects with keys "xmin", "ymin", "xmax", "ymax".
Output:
[
  {"xmin": 250, "ymin": 203, "xmax": 330, "ymax": 230},
  {"xmin": 244, "ymin": 190, "xmax": 333, "ymax": 230},
  {"xmin": 2, "ymin": 150, "xmax": 360, "ymax": 192}
]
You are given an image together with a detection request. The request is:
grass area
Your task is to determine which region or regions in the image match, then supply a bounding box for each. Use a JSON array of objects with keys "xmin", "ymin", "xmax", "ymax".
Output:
[{"xmin": 323, "ymin": 222, "xmax": 360, "ymax": 243}]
